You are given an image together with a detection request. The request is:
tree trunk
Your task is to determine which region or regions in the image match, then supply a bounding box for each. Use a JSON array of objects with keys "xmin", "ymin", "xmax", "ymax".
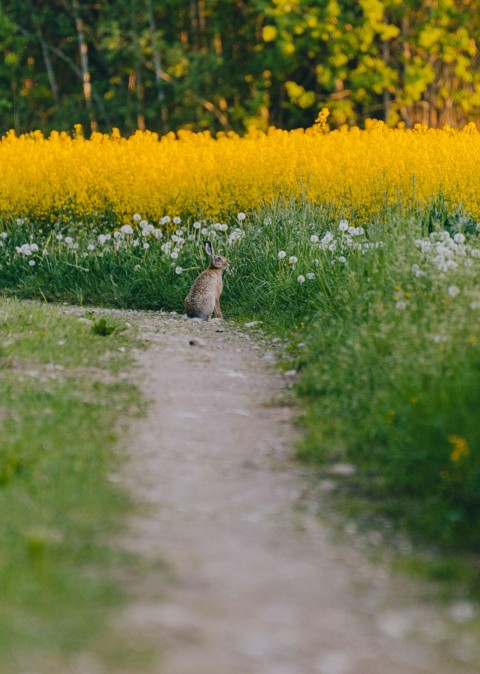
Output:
[
  {"xmin": 381, "ymin": 40, "xmax": 391, "ymax": 123},
  {"xmin": 29, "ymin": 2, "xmax": 60, "ymax": 108},
  {"xmin": 71, "ymin": 0, "xmax": 97, "ymax": 132},
  {"xmin": 146, "ymin": 0, "xmax": 164, "ymax": 103}
]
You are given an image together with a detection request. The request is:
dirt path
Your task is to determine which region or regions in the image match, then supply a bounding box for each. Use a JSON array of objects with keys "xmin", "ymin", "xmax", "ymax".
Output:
[{"xmin": 101, "ymin": 310, "xmax": 478, "ymax": 674}]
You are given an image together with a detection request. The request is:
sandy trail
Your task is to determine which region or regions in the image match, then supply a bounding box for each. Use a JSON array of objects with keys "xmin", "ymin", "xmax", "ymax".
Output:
[{"xmin": 103, "ymin": 310, "xmax": 479, "ymax": 674}]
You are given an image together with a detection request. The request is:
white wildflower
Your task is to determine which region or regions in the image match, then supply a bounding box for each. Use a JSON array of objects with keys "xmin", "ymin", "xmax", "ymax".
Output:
[
  {"xmin": 297, "ymin": 275, "xmax": 305, "ymax": 283},
  {"xmin": 173, "ymin": 217, "xmax": 181, "ymax": 225},
  {"xmin": 133, "ymin": 213, "xmax": 142, "ymax": 221},
  {"xmin": 306, "ymin": 272, "xmax": 316, "ymax": 280},
  {"xmin": 120, "ymin": 224, "xmax": 133, "ymax": 235},
  {"xmin": 453, "ymin": 232, "xmax": 465, "ymax": 244},
  {"xmin": 289, "ymin": 255, "xmax": 298, "ymax": 264},
  {"xmin": 278, "ymin": 250, "xmax": 287, "ymax": 260},
  {"xmin": 64, "ymin": 236, "xmax": 73, "ymax": 244},
  {"xmin": 338, "ymin": 220, "xmax": 349, "ymax": 232},
  {"xmin": 171, "ymin": 251, "xmax": 178, "ymax": 259},
  {"xmin": 193, "ymin": 221, "xmax": 201, "ymax": 229},
  {"xmin": 337, "ymin": 256, "xmax": 347, "ymax": 263},
  {"xmin": 175, "ymin": 266, "xmax": 183, "ymax": 274},
  {"xmin": 143, "ymin": 243, "xmax": 149, "ymax": 250},
  {"xmin": 87, "ymin": 244, "xmax": 95, "ymax": 251},
  {"xmin": 237, "ymin": 212, "xmax": 246, "ymax": 221},
  {"xmin": 310, "ymin": 234, "xmax": 319, "ymax": 243},
  {"xmin": 0, "ymin": 232, "xmax": 8, "ymax": 239},
  {"xmin": 98, "ymin": 234, "xmax": 107, "ymax": 244},
  {"xmin": 396, "ymin": 301, "xmax": 407, "ymax": 310},
  {"xmin": 139, "ymin": 220, "xmax": 148, "ymax": 228},
  {"xmin": 28, "ymin": 259, "xmax": 35, "ymax": 266},
  {"xmin": 447, "ymin": 285, "xmax": 460, "ymax": 297}
]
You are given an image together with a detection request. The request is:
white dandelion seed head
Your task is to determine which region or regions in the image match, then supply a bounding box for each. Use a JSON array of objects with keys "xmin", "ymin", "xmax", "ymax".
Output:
[
  {"xmin": 453, "ymin": 232, "xmax": 466, "ymax": 244},
  {"xmin": 171, "ymin": 251, "xmax": 178, "ymax": 259},
  {"xmin": 143, "ymin": 242, "xmax": 149, "ymax": 250},
  {"xmin": 237, "ymin": 212, "xmax": 246, "ymax": 221},
  {"xmin": 64, "ymin": 236, "xmax": 73, "ymax": 244},
  {"xmin": 29, "ymin": 259, "xmax": 36, "ymax": 266},
  {"xmin": 338, "ymin": 220, "xmax": 349, "ymax": 232},
  {"xmin": 396, "ymin": 300, "xmax": 407, "ymax": 310},
  {"xmin": 306, "ymin": 272, "xmax": 316, "ymax": 280},
  {"xmin": 310, "ymin": 234, "xmax": 319, "ymax": 243},
  {"xmin": 133, "ymin": 213, "xmax": 142, "ymax": 221},
  {"xmin": 175, "ymin": 266, "xmax": 183, "ymax": 274},
  {"xmin": 297, "ymin": 275, "xmax": 305, "ymax": 284},
  {"xmin": 278, "ymin": 250, "xmax": 287, "ymax": 259},
  {"xmin": 87, "ymin": 244, "xmax": 95, "ymax": 251},
  {"xmin": 289, "ymin": 255, "xmax": 298, "ymax": 264},
  {"xmin": 0, "ymin": 231, "xmax": 8, "ymax": 239},
  {"xmin": 448, "ymin": 285, "xmax": 460, "ymax": 297},
  {"xmin": 173, "ymin": 217, "xmax": 181, "ymax": 225},
  {"xmin": 120, "ymin": 224, "xmax": 133, "ymax": 235}
]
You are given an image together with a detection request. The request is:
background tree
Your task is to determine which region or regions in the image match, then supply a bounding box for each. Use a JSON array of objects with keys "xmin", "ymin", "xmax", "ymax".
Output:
[{"xmin": 0, "ymin": 0, "xmax": 479, "ymax": 135}]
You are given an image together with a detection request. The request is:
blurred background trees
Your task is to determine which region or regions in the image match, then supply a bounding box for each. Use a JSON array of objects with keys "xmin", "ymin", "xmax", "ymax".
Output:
[{"xmin": 0, "ymin": 0, "xmax": 479, "ymax": 135}]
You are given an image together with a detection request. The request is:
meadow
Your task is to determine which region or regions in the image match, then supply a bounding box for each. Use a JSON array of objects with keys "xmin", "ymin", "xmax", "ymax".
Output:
[
  {"xmin": 0, "ymin": 299, "xmax": 151, "ymax": 672},
  {"xmin": 1, "ymin": 117, "xmax": 480, "ymax": 602}
]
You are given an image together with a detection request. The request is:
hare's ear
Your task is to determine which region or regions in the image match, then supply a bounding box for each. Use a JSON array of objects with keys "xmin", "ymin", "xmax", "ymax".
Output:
[{"xmin": 205, "ymin": 241, "xmax": 214, "ymax": 256}]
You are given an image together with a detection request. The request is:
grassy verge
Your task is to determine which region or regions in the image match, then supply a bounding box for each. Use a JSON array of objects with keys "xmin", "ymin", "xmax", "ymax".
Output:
[
  {"xmin": 0, "ymin": 299, "xmax": 146, "ymax": 673},
  {"xmin": 1, "ymin": 197, "xmax": 480, "ymax": 586}
]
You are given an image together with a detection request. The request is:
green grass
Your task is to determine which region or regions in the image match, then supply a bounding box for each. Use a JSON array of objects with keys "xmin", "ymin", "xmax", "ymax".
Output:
[
  {"xmin": 0, "ymin": 299, "xmax": 150, "ymax": 673},
  {"xmin": 1, "ymin": 196, "xmax": 480, "ymax": 594}
]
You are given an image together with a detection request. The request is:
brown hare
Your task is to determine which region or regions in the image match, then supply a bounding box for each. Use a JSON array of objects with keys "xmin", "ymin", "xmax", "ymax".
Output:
[{"xmin": 184, "ymin": 241, "xmax": 230, "ymax": 320}]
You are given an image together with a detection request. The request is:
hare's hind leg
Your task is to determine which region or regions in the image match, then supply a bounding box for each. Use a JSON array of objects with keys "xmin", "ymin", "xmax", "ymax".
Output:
[{"xmin": 214, "ymin": 297, "xmax": 223, "ymax": 319}]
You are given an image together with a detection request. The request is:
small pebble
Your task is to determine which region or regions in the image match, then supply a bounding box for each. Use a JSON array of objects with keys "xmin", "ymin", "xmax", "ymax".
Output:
[{"xmin": 189, "ymin": 338, "xmax": 207, "ymax": 347}]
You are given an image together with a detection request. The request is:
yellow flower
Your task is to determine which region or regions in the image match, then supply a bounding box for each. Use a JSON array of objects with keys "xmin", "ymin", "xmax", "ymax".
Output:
[
  {"xmin": 448, "ymin": 434, "xmax": 470, "ymax": 463},
  {"xmin": 1, "ymin": 118, "xmax": 480, "ymax": 223}
]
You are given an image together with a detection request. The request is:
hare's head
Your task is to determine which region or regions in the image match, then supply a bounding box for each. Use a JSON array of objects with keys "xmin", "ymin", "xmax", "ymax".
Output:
[{"xmin": 205, "ymin": 241, "xmax": 230, "ymax": 269}]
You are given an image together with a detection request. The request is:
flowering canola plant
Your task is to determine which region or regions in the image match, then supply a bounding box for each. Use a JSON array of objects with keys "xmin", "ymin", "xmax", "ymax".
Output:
[{"xmin": 1, "ymin": 116, "xmax": 480, "ymax": 224}]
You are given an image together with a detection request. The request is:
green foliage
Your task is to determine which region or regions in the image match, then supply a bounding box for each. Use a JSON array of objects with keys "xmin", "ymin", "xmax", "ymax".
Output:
[{"xmin": 0, "ymin": 1, "xmax": 479, "ymax": 134}]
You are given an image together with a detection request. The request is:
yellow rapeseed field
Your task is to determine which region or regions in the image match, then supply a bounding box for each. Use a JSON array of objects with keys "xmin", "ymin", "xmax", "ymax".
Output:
[{"xmin": 1, "ymin": 113, "xmax": 480, "ymax": 223}]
